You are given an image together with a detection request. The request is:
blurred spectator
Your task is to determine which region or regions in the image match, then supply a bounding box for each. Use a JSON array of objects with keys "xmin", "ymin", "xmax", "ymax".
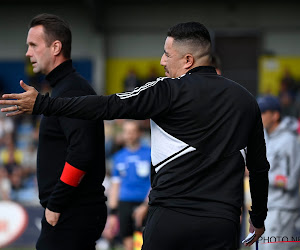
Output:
[
  {"xmin": 15, "ymin": 116, "xmax": 36, "ymax": 150},
  {"xmin": 0, "ymin": 166, "xmax": 11, "ymax": 200},
  {"xmin": 22, "ymin": 142, "xmax": 37, "ymax": 180},
  {"xmin": 280, "ymin": 68, "xmax": 296, "ymax": 94},
  {"xmin": 257, "ymin": 95, "xmax": 300, "ymax": 250},
  {"xmin": 139, "ymin": 119, "xmax": 151, "ymax": 147},
  {"xmin": 9, "ymin": 166, "xmax": 24, "ymax": 201},
  {"xmin": 0, "ymin": 112, "xmax": 38, "ymax": 205},
  {"xmin": 104, "ymin": 120, "xmax": 123, "ymax": 160},
  {"xmin": 96, "ymin": 162, "xmax": 114, "ymax": 250},
  {"xmin": 145, "ymin": 66, "xmax": 159, "ymax": 82},
  {"xmin": 279, "ymin": 68, "xmax": 297, "ymax": 117},
  {"xmin": 104, "ymin": 120, "xmax": 151, "ymax": 250},
  {"xmin": 279, "ymin": 91, "xmax": 297, "ymax": 118},
  {"xmin": 0, "ymin": 115, "xmax": 14, "ymax": 147},
  {"xmin": 0, "ymin": 135, "xmax": 23, "ymax": 175},
  {"xmin": 124, "ymin": 69, "xmax": 141, "ymax": 91}
]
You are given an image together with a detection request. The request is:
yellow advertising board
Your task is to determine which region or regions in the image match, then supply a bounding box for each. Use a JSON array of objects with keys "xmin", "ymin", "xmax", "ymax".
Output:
[
  {"xmin": 106, "ymin": 56, "xmax": 300, "ymax": 97},
  {"xmin": 259, "ymin": 56, "xmax": 300, "ymax": 96},
  {"xmin": 106, "ymin": 58, "xmax": 165, "ymax": 95}
]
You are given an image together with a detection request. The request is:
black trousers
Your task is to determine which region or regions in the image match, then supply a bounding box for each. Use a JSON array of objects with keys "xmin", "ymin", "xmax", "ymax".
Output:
[
  {"xmin": 119, "ymin": 201, "xmax": 143, "ymax": 238},
  {"xmin": 36, "ymin": 204, "xmax": 107, "ymax": 250},
  {"xmin": 142, "ymin": 206, "xmax": 238, "ymax": 250}
]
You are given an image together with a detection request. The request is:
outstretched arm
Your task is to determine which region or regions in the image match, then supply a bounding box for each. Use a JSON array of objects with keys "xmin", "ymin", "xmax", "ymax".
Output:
[
  {"xmin": 0, "ymin": 80, "xmax": 109, "ymax": 120},
  {"xmin": 1, "ymin": 78, "xmax": 172, "ymax": 121}
]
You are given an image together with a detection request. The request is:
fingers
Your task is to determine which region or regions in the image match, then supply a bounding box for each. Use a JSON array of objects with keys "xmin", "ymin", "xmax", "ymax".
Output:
[
  {"xmin": 1, "ymin": 105, "xmax": 19, "ymax": 113},
  {"xmin": 5, "ymin": 110, "xmax": 24, "ymax": 117},
  {"xmin": 1, "ymin": 93, "xmax": 22, "ymax": 100},
  {"xmin": 45, "ymin": 208, "xmax": 60, "ymax": 226},
  {"xmin": 0, "ymin": 81, "xmax": 36, "ymax": 117},
  {"xmin": 0, "ymin": 80, "xmax": 32, "ymax": 100},
  {"xmin": 1, "ymin": 105, "xmax": 24, "ymax": 117},
  {"xmin": 47, "ymin": 219, "xmax": 58, "ymax": 226},
  {"xmin": 244, "ymin": 235, "xmax": 259, "ymax": 247},
  {"xmin": 20, "ymin": 80, "xmax": 32, "ymax": 91},
  {"xmin": 244, "ymin": 228, "xmax": 264, "ymax": 247}
]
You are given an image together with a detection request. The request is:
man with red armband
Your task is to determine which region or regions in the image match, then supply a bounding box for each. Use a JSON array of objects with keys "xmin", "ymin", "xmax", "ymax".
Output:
[{"xmin": 22, "ymin": 14, "xmax": 107, "ymax": 250}]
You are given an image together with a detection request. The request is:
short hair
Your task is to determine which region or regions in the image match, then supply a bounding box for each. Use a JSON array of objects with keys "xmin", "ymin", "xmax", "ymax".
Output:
[
  {"xmin": 29, "ymin": 13, "xmax": 72, "ymax": 59},
  {"xmin": 167, "ymin": 22, "xmax": 211, "ymax": 58}
]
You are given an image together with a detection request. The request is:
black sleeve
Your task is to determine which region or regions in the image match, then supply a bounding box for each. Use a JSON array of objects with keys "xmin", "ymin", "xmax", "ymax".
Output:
[
  {"xmin": 46, "ymin": 180, "xmax": 73, "ymax": 212},
  {"xmin": 46, "ymin": 89, "xmax": 104, "ymax": 212},
  {"xmin": 246, "ymin": 109, "xmax": 270, "ymax": 229},
  {"xmin": 33, "ymin": 79, "xmax": 172, "ymax": 120}
]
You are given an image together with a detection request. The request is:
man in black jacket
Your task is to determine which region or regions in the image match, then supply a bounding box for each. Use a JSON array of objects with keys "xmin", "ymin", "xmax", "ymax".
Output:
[
  {"xmin": 11, "ymin": 14, "xmax": 107, "ymax": 250},
  {"xmin": 1, "ymin": 22, "xmax": 269, "ymax": 249}
]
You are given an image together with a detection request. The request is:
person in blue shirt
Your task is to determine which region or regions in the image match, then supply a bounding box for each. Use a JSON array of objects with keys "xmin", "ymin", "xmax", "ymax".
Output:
[{"xmin": 106, "ymin": 120, "xmax": 151, "ymax": 250}]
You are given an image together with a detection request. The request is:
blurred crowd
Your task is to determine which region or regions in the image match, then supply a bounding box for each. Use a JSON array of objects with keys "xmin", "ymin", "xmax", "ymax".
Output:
[
  {"xmin": 0, "ymin": 113, "xmax": 39, "ymax": 204},
  {"xmin": 276, "ymin": 68, "xmax": 300, "ymax": 120},
  {"xmin": 0, "ymin": 110, "xmax": 152, "ymax": 205}
]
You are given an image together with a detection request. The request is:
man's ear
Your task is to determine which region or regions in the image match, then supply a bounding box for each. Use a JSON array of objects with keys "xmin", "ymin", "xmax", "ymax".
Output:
[
  {"xmin": 52, "ymin": 40, "xmax": 62, "ymax": 56},
  {"xmin": 273, "ymin": 111, "xmax": 281, "ymax": 122},
  {"xmin": 184, "ymin": 54, "xmax": 194, "ymax": 69}
]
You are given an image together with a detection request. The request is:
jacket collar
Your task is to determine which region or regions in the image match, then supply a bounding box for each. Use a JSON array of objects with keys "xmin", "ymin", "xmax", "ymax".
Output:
[
  {"xmin": 187, "ymin": 66, "xmax": 217, "ymax": 74},
  {"xmin": 46, "ymin": 59, "xmax": 75, "ymax": 87}
]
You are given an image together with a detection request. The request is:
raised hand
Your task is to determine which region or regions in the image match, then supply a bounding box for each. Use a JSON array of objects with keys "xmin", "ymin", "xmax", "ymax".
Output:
[{"xmin": 0, "ymin": 80, "xmax": 39, "ymax": 117}]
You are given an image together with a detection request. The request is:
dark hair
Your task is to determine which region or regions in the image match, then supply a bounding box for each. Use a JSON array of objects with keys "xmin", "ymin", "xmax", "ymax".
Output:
[
  {"xmin": 29, "ymin": 13, "xmax": 72, "ymax": 59},
  {"xmin": 167, "ymin": 22, "xmax": 211, "ymax": 48}
]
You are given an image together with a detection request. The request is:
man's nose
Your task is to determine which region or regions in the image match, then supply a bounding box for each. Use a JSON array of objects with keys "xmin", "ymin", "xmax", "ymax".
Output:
[
  {"xmin": 160, "ymin": 54, "xmax": 166, "ymax": 66},
  {"xmin": 25, "ymin": 48, "xmax": 31, "ymax": 57}
]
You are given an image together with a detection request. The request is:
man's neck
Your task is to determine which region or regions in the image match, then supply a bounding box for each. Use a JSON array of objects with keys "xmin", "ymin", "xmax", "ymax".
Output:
[
  {"xmin": 126, "ymin": 142, "xmax": 140, "ymax": 151},
  {"xmin": 188, "ymin": 55, "xmax": 211, "ymax": 72},
  {"xmin": 45, "ymin": 57, "xmax": 69, "ymax": 75}
]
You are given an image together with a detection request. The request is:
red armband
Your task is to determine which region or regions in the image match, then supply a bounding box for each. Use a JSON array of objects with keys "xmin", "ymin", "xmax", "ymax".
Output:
[{"xmin": 60, "ymin": 162, "xmax": 86, "ymax": 187}]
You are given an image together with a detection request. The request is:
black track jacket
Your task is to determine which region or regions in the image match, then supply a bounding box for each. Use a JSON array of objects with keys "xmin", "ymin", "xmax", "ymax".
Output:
[
  {"xmin": 37, "ymin": 60, "xmax": 106, "ymax": 212},
  {"xmin": 33, "ymin": 66, "xmax": 269, "ymax": 228}
]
